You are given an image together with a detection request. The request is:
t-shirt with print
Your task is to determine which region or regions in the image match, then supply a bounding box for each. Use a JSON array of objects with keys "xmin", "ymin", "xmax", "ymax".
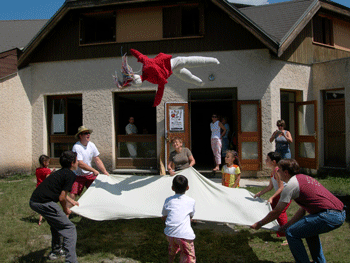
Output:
[
  {"xmin": 169, "ymin": 147, "xmax": 193, "ymax": 171},
  {"xmin": 279, "ymin": 174, "xmax": 344, "ymax": 214},
  {"xmin": 221, "ymin": 164, "xmax": 241, "ymax": 188},
  {"xmin": 31, "ymin": 168, "xmax": 76, "ymax": 203},
  {"xmin": 72, "ymin": 141, "xmax": 100, "ymax": 176}
]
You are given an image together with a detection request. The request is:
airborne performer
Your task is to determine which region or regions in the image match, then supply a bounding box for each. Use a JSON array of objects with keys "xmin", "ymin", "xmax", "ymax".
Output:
[{"xmin": 113, "ymin": 49, "xmax": 220, "ymax": 107}]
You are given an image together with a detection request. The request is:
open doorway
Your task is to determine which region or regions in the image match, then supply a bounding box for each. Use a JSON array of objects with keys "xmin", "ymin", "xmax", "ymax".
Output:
[
  {"xmin": 280, "ymin": 90, "xmax": 297, "ymax": 158},
  {"xmin": 189, "ymin": 88, "xmax": 237, "ymax": 170},
  {"xmin": 115, "ymin": 92, "xmax": 157, "ymax": 168}
]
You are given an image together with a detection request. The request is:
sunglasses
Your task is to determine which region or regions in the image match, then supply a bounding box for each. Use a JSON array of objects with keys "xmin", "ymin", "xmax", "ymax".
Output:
[
  {"xmin": 277, "ymin": 125, "xmax": 283, "ymax": 127},
  {"xmin": 212, "ymin": 116, "xmax": 218, "ymax": 118},
  {"xmin": 81, "ymin": 132, "xmax": 90, "ymax": 135}
]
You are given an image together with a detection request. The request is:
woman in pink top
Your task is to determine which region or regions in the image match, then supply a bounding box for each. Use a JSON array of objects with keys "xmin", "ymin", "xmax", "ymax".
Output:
[{"xmin": 210, "ymin": 114, "xmax": 226, "ymax": 171}]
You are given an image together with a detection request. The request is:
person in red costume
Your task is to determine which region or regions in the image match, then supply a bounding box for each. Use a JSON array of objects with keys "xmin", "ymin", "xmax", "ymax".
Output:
[{"xmin": 114, "ymin": 49, "xmax": 220, "ymax": 107}]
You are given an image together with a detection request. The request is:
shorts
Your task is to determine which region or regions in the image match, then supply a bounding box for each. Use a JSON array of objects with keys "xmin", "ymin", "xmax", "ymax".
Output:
[
  {"xmin": 166, "ymin": 236, "xmax": 196, "ymax": 263},
  {"xmin": 70, "ymin": 174, "xmax": 97, "ymax": 195}
]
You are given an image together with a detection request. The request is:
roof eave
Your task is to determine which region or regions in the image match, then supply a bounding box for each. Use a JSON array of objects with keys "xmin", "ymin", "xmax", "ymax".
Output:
[
  {"xmin": 211, "ymin": 0, "xmax": 279, "ymax": 54},
  {"xmin": 278, "ymin": 0, "xmax": 321, "ymax": 57},
  {"xmin": 278, "ymin": 0, "xmax": 350, "ymax": 57},
  {"xmin": 17, "ymin": 3, "xmax": 69, "ymax": 67}
]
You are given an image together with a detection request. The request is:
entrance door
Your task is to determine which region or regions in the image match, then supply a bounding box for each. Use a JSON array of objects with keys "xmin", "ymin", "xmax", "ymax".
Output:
[
  {"xmin": 165, "ymin": 102, "xmax": 190, "ymax": 170},
  {"xmin": 324, "ymin": 90, "xmax": 345, "ymax": 167},
  {"xmin": 295, "ymin": 100, "xmax": 318, "ymax": 169},
  {"xmin": 237, "ymin": 101, "xmax": 262, "ymax": 170}
]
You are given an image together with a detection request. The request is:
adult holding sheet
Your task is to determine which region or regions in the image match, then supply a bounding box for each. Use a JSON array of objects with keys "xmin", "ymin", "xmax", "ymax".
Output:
[
  {"xmin": 251, "ymin": 159, "xmax": 346, "ymax": 263},
  {"xmin": 167, "ymin": 137, "xmax": 195, "ymax": 176},
  {"xmin": 69, "ymin": 126, "xmax": 109, "ymax": 207}
]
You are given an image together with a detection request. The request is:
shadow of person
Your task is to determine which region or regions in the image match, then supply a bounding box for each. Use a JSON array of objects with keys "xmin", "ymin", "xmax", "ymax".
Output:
[
  {"xmin": 16, "ymin": 248, "xmax": 48, "ymax": 263},
  {"xmin": 20, "ymin": 214, "xmax": 40, "ymax": 224},
  {"xmin": 92, "ymin": 174, "xmax": 162, "ymax": 196},
  {"xmin": 75, "ymin": 218, "xmax": 275, "ymax": 262}
]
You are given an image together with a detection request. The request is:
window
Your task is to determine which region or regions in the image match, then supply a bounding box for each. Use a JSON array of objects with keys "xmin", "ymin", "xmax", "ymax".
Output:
[
  {"xmin": 313, "ymin": 15, "xmax": 333, "ymax": 46},
  {"xmin": 163, "ymin": 5, "xmax": 204, "ymax": 38},
  {"xmin": 80, "ymin": 11, "xmax": 116, "ymax": 45},
  {"xmin": 47, "ymin": 95, "xmax": 82, "ymax": 158}
]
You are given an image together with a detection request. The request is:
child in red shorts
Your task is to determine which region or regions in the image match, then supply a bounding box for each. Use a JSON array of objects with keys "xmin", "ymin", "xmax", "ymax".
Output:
[{"xmin": 162, "ymin": 175, "xmax": 196, "ymax": 263}]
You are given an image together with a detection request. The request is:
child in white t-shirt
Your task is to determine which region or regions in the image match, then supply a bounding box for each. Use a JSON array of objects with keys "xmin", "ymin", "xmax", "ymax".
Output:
[
  {"xmin": 162, "ymin": 175, "xmax": 196, "ymax": 263},
  {"xmin": 221, "ymin": 150, "xmax": 241, "ymax": 188}
]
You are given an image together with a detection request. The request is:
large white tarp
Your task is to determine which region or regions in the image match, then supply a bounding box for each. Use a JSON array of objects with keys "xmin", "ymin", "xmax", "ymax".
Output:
[{"xmin": 71, "ymin": 167, "xmax": 279, "ymax": 230}]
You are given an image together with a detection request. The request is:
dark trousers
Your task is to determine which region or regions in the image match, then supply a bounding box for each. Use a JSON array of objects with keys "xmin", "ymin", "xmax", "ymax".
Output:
[{"xmin": 30, "ymin": 200, "xmax": 78, "ymax": 263}]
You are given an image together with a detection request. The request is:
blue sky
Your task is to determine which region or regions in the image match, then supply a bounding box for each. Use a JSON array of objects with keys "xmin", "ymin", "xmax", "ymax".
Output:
[{"xmin": 0, "ymin": 0, "xmax": 349, "ymax": 20}]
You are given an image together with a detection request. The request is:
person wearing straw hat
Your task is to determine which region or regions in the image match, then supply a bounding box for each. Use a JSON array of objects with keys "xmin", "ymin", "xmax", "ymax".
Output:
[{"xmin": 69, "ymin": 126, "xmax": 109, "ymax": 204}]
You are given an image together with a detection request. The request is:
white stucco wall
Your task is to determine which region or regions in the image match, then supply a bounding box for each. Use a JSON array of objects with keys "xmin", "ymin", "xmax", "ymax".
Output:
[
  {"xmin": 154, "ymin": 50, "xmax": 312, "ymax": 175},
  {"xmin": 8, "ymin": 49, "xmax": 313, "ymax": 175},
  {"xmin": 0, "ymin": 70, "xmax": 32, "ymax": 175},
  {"xmin": 312, "ymin": 58, "xmax": 350, "ymax": 168}
]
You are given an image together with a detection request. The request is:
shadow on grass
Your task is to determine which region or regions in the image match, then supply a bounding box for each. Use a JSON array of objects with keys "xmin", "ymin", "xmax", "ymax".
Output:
[
  {"xmin": 75, "ymin": 217, "xmax": 274, "ymax": 263},
  {"xmin": 15, "ymin": 249, "xmax": 48, "ymax": 263},
  {"xmin": 20, "ymin": 214, "xmax": 41, "ymax": 224}
]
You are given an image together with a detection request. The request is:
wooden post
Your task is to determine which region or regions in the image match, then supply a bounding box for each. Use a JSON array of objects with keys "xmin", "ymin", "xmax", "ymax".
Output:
[{"xmin": 159, "ymin": 136, "xmax": 166, "ymax": 175}]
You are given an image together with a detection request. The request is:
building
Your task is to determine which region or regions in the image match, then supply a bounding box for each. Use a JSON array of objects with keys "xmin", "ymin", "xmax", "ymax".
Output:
[{"xmin": 1, "ymin": 0, "xmax": 350, "ymax": 176}]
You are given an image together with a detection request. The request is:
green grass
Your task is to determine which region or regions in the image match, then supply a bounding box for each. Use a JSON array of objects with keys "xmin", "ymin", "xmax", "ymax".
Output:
[{"xmin": 0, "ymin": 173, "xmax": 349, "ymax": 262}]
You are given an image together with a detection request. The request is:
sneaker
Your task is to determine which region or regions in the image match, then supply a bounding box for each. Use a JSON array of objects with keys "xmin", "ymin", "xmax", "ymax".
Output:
[{"xmin": 48, "ymin": 248, "xmax": 66, "ymax": 260}]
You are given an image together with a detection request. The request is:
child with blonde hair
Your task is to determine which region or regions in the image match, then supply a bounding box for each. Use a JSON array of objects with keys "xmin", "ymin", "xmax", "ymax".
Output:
[{"xmin": 221, "ymin": 150, "xmax": 241, "ymax": 188}]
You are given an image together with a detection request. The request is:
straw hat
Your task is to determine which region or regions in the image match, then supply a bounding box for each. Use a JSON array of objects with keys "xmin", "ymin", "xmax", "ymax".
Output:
[{"xmin": 75, "ymin": 126, "xmax": 93, "ymax": 139}]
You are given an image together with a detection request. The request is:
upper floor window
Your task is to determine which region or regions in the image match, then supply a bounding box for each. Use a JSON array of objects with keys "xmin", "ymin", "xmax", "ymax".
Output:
[
  {"xmin": 80, "ymin": 11, "xmax": 116, "ymax": 45},
  {"xmin": 313, "ymin": 15, "xmax": 333, "ymax": 46},
  {"xmin": 163, "ymin": 5, "xmax": 204, "ymax": 38}
]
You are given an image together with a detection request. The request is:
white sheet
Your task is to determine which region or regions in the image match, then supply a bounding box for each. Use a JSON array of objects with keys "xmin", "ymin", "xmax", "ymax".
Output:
[{"xmin": 71, "ymin": 167, "xmax": 279, "ymax": 230}]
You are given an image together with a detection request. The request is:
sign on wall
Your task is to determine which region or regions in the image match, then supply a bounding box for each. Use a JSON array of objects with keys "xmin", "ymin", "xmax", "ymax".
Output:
[{"xmin": 169, "ymin": 107, "xmax": 184, "ymax": 132}]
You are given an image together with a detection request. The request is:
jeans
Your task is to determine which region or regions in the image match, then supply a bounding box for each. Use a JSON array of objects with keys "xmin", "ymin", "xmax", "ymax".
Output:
[{"xmin": 285, "ymin": 209, "xmax": 346, "ymax": 263}]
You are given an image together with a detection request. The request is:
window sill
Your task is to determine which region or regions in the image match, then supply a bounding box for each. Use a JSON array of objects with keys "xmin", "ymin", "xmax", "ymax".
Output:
[{"xmin": 312, "ymin": 41, "xmax": 335, "ymax": 49}]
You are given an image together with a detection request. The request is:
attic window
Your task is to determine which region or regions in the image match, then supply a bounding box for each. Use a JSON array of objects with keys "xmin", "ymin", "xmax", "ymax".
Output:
[
  {"xmin": 313, "ymin": 15, "xmax": 333, "ymax": 46},
  {"xmin": 163, "ymin": 5, "xmax": 204, "ymax": 38},
  {"xmin": 80, "ymin": 11, "xmax": 116, "ymax": 45}
]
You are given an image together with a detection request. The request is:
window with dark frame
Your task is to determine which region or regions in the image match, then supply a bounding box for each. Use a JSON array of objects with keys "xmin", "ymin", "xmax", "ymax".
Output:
[
  {"xmin": 313, "ymin": 15, "xmax": 333, "ymax": 46},
  {"xmin": 80, "ymin": 11, "xmax": 116, "ymax": 45},
  {"xmin": 163, "ymin": 5, "xmax": 203, "ymax": 38},
  {"xmin": 47, "ymin": 95, "xmax": 82, "ymax": 158}
]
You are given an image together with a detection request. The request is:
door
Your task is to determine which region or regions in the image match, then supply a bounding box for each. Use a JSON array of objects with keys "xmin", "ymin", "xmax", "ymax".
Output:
[
  {"xmin": 237, "ymin": 101, "xmax": 262, "ymax": 170},
  {"xmin": 295, "ymin": 100, "xmax": 318, "ymax": 169},
  {"xmin": 165, "ymin": 102, "xmax": 190, "ymax": 170},
  {"xmin": 324, "ymin": 96, "xmax": 345, "ymax": 167},
  {"xmin": 115, "ymin": 92, "xmax": 157, "ymax": 169}
]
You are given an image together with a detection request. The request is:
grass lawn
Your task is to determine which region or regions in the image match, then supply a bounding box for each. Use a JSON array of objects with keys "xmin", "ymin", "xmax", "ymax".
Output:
[{"xmin": 0, "ymin": 173, "xmax": 349, "ymax": 263}]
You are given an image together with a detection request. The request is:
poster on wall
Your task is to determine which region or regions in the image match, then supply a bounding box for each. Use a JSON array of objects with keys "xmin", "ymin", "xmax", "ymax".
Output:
[{"xmin": 169, "ymin": 108, "xmax": 184, "ymax": 132}]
